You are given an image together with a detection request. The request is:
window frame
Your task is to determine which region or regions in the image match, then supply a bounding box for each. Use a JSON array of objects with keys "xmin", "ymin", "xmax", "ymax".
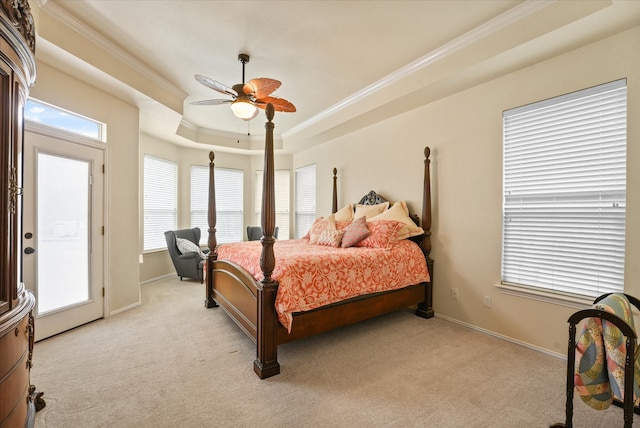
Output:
[{"xmin": 500, "ymin": 79, "xmax": 627, "ymax": 305}]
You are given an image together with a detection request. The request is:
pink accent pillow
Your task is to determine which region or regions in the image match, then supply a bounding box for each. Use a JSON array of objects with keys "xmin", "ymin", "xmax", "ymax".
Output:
[
  {"xmin": 355, "ymin": 220, "xmax": 404, "ymax": 249},
  {"xmin": 368, "ymin": 201, "xmax": 424, "ymax": 240},
  {"xmin": 341, "ymin": 216, "xmax": 370, "ymax": 248},
  {"xmin": 303, "ymin": 217, "xmax": 323, "ymax": 240}
]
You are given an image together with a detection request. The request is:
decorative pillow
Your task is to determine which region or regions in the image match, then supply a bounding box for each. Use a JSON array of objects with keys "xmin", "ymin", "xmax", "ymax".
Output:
[
  {"xmin": 334, "ymin": 204, "xmax": 354, "ymax": 222},
  {"xmin": 341, "ymin": 216, "xmax": 370, "ymax": 248},
  {"xmin": 317, "ymin": 229, "xmax": 345, "ymax": 247},
  {"xmin": 355, "ymin": 220, "xmax": 404, "ymax": 249},
  {"xmin": 335, "ymin": 220, "xmax": 351, "ymax": 231},
  {"xmin": 303, "ymin": 217, "xmax": 323, "ymax": 240},
  {"xmin": 176, "ymin": 237, "xmax": 206, "ymax": 259},
  {"xmin": 368, "ymin": 201, "xmax": 424, "ymax": 240},
  {"xmin": 309, "ymin": 215, "xmax": 337, "ymax": 244},
  {"xmin": 354, "ymin": 201, "xmax": 389, "ymax": 219}
]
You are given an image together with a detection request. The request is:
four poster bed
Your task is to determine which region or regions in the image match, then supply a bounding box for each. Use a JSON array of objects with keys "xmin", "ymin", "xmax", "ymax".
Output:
[{"xmin": 204, "ymin": 104, "xmax": 434, "ymax": 379}]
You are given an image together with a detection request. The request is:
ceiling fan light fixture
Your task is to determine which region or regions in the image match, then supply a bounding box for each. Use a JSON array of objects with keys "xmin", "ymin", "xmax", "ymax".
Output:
[{"xmin": 230, "ymin": 99, "xmax": 257, "ymax": 119}]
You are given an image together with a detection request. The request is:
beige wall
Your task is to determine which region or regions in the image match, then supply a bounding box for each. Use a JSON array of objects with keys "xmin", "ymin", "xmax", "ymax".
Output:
[
  {"xmin": 30, "ymin": 61, "xmax": 141, "ymax": 314},
  {"xmin": 294, "ymin": 26, "xmax": 640, "ymax": 356}
]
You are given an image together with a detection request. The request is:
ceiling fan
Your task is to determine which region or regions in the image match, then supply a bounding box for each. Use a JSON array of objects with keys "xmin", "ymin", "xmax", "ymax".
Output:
[{"xmin": 192, "ymin": 53, "xmax": 296, "ymax": 121}]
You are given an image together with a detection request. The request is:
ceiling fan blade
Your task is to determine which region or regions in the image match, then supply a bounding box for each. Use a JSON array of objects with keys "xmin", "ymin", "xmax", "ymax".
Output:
[
  {"xmin": 256, "ymin": 96, "xmax": 296, "ymax": 113},
  {"xmin": 194, "ymin": 74, "xmax": 238, "ymax": 97},
  {"xmin": 243, "ymin": 78, "xmax": 281, "ymax": 99},
  {"xmin": 190, "ymin": 99, "xmax": 233, "ymax": 106}
]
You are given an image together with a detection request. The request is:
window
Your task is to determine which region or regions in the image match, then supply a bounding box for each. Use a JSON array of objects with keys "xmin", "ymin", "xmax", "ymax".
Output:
[
  {"xmin": 502, "ymin": 79, "xmax": 627, "ymax": 299},
  {"xmin": 295, "ymin": 164, "xmax": 316, "ymax": 239},
  {"xmin": 255, "ymin": 170, "xmax": 290, "ymax": 240},
  {"xmin": 144, "ymin": 155, "xmax": 177, "ymax": 251},
  {"xmin": 190, "ymin": 165, "xmax": 208, "ymax": 245},
  {"xmin": 191, "ymin": 165, "xmax": 243, "ymax": 244},
  {"xmin": 25, "ymin": 98, "xmax": 105, "ymax": 141}
]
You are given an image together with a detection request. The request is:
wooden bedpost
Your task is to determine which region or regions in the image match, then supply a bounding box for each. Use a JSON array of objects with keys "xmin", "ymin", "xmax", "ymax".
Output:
[
  {"xmin": 254, "ymin": 103, "xmax": 281, "ymax": 379},
  {"xmin": 416, "ymin": 146, "xmax": 434, "ymax": 319},
  {"xmin": 332, "ymin": 168, "xmax": 338, "ymax": 214},
  {"xmin": 204, "ymin": 151, "xmax": 218, "ymax": 308}
]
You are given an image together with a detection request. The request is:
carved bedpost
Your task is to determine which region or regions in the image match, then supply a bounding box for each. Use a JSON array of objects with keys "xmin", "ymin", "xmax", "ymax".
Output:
[
  {"xmin": 416, "ymin": 146, "xmax": 434, "ymax": 319},
  {"xmin": 422, "ymin": 147, "xmax": 432, "ymax": 257},
  {"xmin": 254, "ymin": 103, "xmax": 280, "ymax": 379},
  {"xmin": 204, "ymin": 151, "xmax": 218, "ymax": 308},
  {"xmin": 332, "ymin": 168, "xmax": 338, "ymax": 213}
]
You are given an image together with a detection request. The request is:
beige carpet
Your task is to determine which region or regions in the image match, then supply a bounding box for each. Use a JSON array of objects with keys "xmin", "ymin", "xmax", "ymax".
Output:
[{"xmin": 31, "ymin": 277, "xmax": 624, "ymax": 427}]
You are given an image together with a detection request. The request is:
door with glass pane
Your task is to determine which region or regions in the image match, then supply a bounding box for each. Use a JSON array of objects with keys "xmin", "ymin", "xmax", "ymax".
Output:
[{"xmin": 23, "ymin": 131, "xmax": 104, "ymax": 341}]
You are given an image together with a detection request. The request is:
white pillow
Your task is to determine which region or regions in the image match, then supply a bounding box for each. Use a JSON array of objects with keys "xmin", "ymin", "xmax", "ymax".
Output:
[
  {"xmin": 354, "ymin": 202, "xmax": 389, "ymax": 219},
  {"xmin": 176, "ymin": 237, "xmax": 206, "ymax": 259},
  {"xmin": 368, "ymin": 201, "xmax": 424, "ymax": 240},
  {"xmin": 334, "ymin": 204, "xmax": 354, "ymax": 222}
]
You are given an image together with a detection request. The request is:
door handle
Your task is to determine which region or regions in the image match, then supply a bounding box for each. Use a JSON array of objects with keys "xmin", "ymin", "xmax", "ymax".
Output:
[{"xmin": 24, "ymin": 247, "xmax": 36, "ymax": 255}]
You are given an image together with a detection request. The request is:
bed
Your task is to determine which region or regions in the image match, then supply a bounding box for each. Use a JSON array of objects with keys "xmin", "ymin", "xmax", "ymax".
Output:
[{"xmin": 204, "ymin": 104, "xmax": 434, "ymax": 379}]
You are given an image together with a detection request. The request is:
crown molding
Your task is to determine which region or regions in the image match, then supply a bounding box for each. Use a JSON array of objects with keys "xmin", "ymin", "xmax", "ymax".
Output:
[
  {"xmin": 39, "ymin": 1, "xmax": 186, "ymax": 100},
  {"xmin": 283, "ymin": 0, "xmax": 555, "ymax": 139}
]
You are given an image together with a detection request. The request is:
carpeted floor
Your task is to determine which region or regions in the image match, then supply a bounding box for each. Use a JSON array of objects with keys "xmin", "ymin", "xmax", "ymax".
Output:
[{"xmin": 31, "ymin": 277, "xmax": 623, "ymax": 427}]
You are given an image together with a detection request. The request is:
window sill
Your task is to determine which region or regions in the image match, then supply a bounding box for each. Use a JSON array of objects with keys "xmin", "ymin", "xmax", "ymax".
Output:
[{"xmin": 495, "ymin": 282, "xmax": 594, "ymax": 310}]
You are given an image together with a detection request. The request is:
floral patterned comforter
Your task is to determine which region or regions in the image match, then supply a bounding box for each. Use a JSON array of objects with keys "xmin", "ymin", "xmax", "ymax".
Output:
[{"xmin": 216, "ymin": 239, "xmax": 430, "ymax": 332}]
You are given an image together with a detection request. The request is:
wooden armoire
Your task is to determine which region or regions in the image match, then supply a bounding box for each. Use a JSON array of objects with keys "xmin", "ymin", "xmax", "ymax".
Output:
[{"xmin": 0, "ymin": 1, "xmax": 42, "ymax": 427}]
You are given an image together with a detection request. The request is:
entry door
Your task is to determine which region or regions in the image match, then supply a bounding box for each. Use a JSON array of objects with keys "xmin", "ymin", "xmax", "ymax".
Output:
[{"xmin": 23, "ymin": 131, "xmax": 104, "ymax": 341}]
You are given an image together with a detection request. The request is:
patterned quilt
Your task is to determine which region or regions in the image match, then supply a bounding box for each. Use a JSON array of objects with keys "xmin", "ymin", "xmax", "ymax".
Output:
[
  {"xmin": 574, "ymin": 293, "xmax": 640, "ymax": 409},
  {"xmin": 216, "ymin": 239, "xmax": 430, "ymax": 332}
]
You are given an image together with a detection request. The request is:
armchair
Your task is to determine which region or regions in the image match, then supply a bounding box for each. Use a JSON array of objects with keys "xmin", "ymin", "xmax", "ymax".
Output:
[
  {"xmin": 164, "ymin": 228, "xmax": 208, "ymax": 283},
  {"xmin": 246, "ymin": 226, "xmax": 279, "ymax": 241}
]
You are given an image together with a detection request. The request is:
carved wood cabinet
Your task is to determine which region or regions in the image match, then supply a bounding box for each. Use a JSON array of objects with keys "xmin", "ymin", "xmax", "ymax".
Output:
[{"xmin": 0, "ymin": 1, "xmax": 40, "ymax": 427}]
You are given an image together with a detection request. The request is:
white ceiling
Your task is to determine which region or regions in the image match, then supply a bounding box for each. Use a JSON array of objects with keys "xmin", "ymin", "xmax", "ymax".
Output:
[{"xmin": 35, "ymin": 0, "xmax": 640, "ymax": 154}]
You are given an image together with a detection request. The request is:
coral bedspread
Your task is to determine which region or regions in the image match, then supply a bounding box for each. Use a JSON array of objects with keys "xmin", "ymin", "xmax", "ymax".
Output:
[{"xmin": 216, "ymin": 239, "xmax": 430, "ymax": 332}]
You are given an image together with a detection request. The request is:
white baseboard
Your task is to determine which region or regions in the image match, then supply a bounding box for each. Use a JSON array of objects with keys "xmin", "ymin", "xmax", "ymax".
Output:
[
  {"xmin": 140, "ymin": 273, "xmax": 174, "ymax": 285},
  {"xmin": 435, "ymin": 312, "xmax": 566, "ymax": 360},
  {"xmin": 109, "ymin": 301, "xmax": 141, "ymax": 316}
]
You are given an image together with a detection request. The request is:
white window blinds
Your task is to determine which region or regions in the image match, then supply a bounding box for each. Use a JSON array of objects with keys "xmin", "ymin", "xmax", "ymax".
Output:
[
  {"xmin": 295, "ymin": 164, "xmax": 316, "ymax": 239},
  {"xmin": 190, "ymin": 165, "xmax": 208, "ymax": 245},
  {"xmin": 502, "ymin": 79, "xmax": 627, "ymax": 298},
  {"xmin": 191, "ymin": 166, "xmax": 243, "ymax": 244},
  {"xmin": 143, "ymin": 155, "xmax": 177, "ymax": 251},
  {"xmin": 255, "ymin": 170, "xmax": 290, "ymax": 240}
]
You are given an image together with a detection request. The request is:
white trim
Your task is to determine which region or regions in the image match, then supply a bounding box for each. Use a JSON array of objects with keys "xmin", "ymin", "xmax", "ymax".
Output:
[
  {"xmin": 140, "ymin": 273, "xmax": 175, "ymax": 286},
  {"xmin": 40, "ymin": 1, "xmax": 186, "ymax": 100},
  {"xmin": 109, "ymin": 301, "xmax": 141, "ymax": 316},
  {"xmin": 25, "ymin": 121, "xmax": 106, "ymax": 149},
  {"xmin": 284, "ymin": 0, "xmax": 555, "ymax": 138},
  {"xmin": 435, "ymin": 313, "xmax": 566, "ymax": 360},
  {"xmin": 496, "ymin": 283, "xmax": 593, "ymax": 310}
]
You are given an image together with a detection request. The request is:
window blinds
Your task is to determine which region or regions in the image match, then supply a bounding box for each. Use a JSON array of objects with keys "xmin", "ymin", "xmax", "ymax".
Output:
[
  {"xmin": 295, "ymin": 164, "xmax": 316, "ymax": 239},
  {"xmin": 190, "ymin": 165, "xmax": 208, "ymax": 244},
  {"xmin": 191, "ymin": 166, "xmax": 244, "ymax": 244},
  {"xmin": 502, "ymin": 79, "xmax": 627, "ymax": 298},
  {"xmin": 143, "ymin": 155, "xmax": 177, "ymax": 251},
  {"xmin": 255, "ymin": 170, "xmax": 290, "ymax": 240}
]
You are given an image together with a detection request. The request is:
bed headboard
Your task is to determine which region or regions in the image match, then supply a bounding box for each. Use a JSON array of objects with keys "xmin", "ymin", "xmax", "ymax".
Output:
[{"xmin": 358, "ymin": 190, "xmax": 387, "ymax": 206}]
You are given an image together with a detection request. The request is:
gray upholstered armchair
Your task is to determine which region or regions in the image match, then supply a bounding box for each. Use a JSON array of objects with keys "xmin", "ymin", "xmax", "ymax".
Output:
[
  {"xmin": 246, "ymin": 226, "xmax": 279, "ymax": 241},
  {"xmin": 164, "ymin": 228, "xmax": 208, "ymax": 283}
]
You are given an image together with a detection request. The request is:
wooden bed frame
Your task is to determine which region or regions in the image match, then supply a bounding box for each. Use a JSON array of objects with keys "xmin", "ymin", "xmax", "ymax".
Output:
[{"xmin": 204, "ymin": 104, "xmax": 434, "ymax": 379}]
